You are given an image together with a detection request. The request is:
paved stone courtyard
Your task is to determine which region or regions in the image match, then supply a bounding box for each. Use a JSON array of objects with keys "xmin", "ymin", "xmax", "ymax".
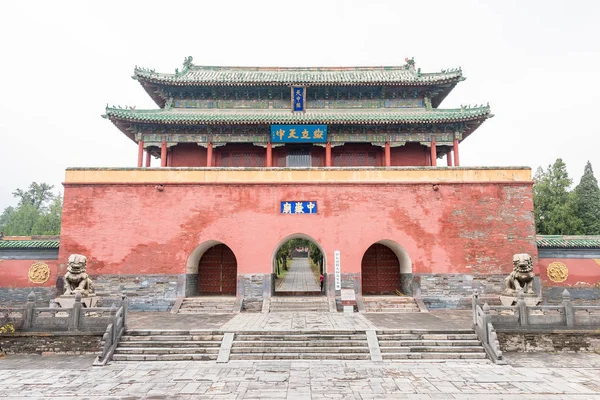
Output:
[
  {"xmin": 1, "ymin": 353, "xmax": 599, "ymax": 399},
  {"xmin": 2, "ymin": 308, "xmax": 600, "ymax": 398}
]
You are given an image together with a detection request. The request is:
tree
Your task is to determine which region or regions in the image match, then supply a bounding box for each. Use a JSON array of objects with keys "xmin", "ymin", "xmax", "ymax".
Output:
[
  {"xmin": 533, "ymin": 159, "xmax": 583, "ymax": 235},
  {"xmin": 574, "ymin": 161, "xmax": 600, "ymax": 235},
  {"xmin": 0, "ymin": 183, "xmax": 62, "ymax": 236},
  {"xmin": 32, "ymin": 195, "xmax": 63, "ymax": 235},
  {"xmin": 12, "ymin": 182, "xmax": 55, "ymax": 211}
]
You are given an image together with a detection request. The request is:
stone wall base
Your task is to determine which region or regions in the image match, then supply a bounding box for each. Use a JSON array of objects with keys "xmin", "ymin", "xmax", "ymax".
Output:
[
  {"xmin": 0, "ymin": 332, "xmax": 102, "ymax": 355},
  {"xmin": 498, "ymin": 331, "xmax": 600, "ymax": 353}
]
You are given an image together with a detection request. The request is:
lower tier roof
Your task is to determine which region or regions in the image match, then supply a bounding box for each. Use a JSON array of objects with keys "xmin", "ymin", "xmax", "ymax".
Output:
[{"xmin": 104, "ymin": 106, "xmax": 491, "ymax": 125}]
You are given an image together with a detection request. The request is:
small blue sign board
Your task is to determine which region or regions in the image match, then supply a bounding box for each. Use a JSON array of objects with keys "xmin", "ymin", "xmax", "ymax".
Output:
[
  {"xmin": 271, "ymin": 125, "xmax": 327, "ymax": 143},
  {"xmin": 280, "ymin": 201, "xmax": 317, "ymax": 214},
  {"xmin": 292, "ymin": 87, "xmax": 305, "ymax": 112}
]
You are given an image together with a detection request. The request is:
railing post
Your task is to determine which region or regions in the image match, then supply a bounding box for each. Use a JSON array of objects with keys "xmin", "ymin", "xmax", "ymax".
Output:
[
  {"xmin": 122, "ymin": 295, "xmax": 128, "ymax": 329},
  {"xmin": 25, "ymin": 291, "xmax": 36, "ymax": 329},
  {"xmin": 517, "ymin": 290, "xmax": 528, "ymax": 327},
  {"xmin": 71, "ymin": 292, "xmax": 82, "ymax": 331},
  {"xmin": 562, "ymin": 289, "xmax": 574, "ymax": 327},
  {"xmin": 482, "ymin": 302, "xmax": 491, "ymax": 344},
  {"xmin": 49, "ymin": 299, "xmax": 58, "ymax": 317},
  {"xmin": 472, "ymin": 289, "xmax": 479, "ymax": 327},
  {"xmin": 110, "ymin": 304, "xmax": 117, "ymax": 339}
]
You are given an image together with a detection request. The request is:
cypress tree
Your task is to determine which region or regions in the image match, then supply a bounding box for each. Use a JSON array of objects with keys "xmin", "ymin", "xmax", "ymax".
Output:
[{"xmin": 574, "ymin": 161, "xmax": 600, "ymax": 234}]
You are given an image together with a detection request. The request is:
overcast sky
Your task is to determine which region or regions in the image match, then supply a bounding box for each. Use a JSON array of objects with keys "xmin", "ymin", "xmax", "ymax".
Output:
[{"xmin": 1, "ymin": 0, "xmax": 598, "ymax": 210}]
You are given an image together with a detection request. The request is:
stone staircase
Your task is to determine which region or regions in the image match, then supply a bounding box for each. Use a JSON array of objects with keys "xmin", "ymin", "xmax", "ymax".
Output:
[
  {"xmin": 377, "ymin": 329, "xmax": 487, "ymax": 361},
  {"xmin": 177, "ymin": 296, "xmax": 237, "ymax": 314},
  {"xmin": 229, "ymin": 330, "xmax": 370, "ymax": 360},
  {"xmin": 362, "ymin": 296, "xmax": 421, "ymax": 313},
  {"xmin": 112, "ymin": 330, "xmax": 224, "ymax": 361},
  {"xmin": 269, "ymin": 296, "xmax": 330, "ymax": 312}
]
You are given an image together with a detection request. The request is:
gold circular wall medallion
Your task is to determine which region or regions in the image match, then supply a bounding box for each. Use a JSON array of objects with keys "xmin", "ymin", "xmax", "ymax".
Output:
[
  {"xmin": 28, "ymin": 262, "xmax": 50, "ymax": 284},
  {"xmin": 547, "ymin": 261, "xmax": 568, "ymax": 283}
]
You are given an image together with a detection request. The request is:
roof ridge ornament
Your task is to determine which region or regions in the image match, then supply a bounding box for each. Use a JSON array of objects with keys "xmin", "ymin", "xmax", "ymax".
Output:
[
  {"xmin": 404, "ymin": 57, "xmax": 416, "ymax": 70},
  {"xmin": 183, "ymin": 56, "xmax": 193, "ymax": 70}
]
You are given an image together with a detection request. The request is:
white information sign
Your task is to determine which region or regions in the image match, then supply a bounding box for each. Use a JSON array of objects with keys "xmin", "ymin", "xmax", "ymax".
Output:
[{"xmin": 334, "ymin": 250, "xmax": 341, "ymax": 290}]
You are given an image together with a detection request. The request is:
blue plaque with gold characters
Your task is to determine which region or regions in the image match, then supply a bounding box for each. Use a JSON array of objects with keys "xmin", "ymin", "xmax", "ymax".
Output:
[
  {"xmin": 280, "ymin": 201, "xmax": 317, "ymax": 214},
  {"xmin": 291, "ymin": 86, "xmax": 305, "ymax": 112},
  {"xmin": 271, "ymin": 125, "xmax": 327, "ymax": 143}
]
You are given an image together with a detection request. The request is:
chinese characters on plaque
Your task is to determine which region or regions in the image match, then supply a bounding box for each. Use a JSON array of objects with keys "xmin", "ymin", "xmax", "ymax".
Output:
[
  {"xmin": 291, "ymin": 86, "xmax": 305, "ymax": 112},
  {"xmin": 271, "ymin": 125, "xmax": 327, "ymax": 143},
  {"xmin": 280, "ymin": 201, "xmax": 317, "ymax": 214}
]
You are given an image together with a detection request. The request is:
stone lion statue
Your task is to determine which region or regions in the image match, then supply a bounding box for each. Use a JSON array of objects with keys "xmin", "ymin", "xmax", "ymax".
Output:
[
  {"xmin": 64, "ymin": 254, "xmax": 94, "ymax": 296},
  {"xmin": 504, "ymin": 253, "xmax": 535, "ymax": 295}
]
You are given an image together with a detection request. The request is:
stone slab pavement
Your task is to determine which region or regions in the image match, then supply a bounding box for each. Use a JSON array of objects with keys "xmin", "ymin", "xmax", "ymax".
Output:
[
  {"xmin": 1, "ymin": 353, "xmax": 600, "ymax": 398},
  {"xmin": 125, "ymin": 309, "xmax": 474, "ymax": 332},
  {"xmin": 276, "ymin": 258, "xmax": 320, "ymax": 292}
]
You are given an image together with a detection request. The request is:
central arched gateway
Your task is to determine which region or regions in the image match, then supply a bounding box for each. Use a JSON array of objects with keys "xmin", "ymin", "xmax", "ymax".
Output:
[{"xmin": 198, "ymin": 244, "xmax": 237, "ymax": 295}]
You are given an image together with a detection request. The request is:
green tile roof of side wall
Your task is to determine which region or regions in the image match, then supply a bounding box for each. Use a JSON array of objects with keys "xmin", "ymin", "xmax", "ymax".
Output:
[
  {"xmin": 134, "ymin": 64, "xmax": 464, "ymax": 86},
  {"xmin": 104, "ymin": 106, "xmax": 491, "ymax": 125},
  {"xmin": 0, "ymin": 240, "xmax": 60, "ymax": 249},
  {"xmin": 536, "ymin": 235, "xmax": 600, "ymax": 249}
]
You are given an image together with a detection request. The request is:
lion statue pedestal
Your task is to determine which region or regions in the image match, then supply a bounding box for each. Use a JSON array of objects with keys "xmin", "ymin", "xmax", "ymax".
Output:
[
  {"xmin": 499, "ymin": 253, "xmax": 541, "ymax": 306},
  {"xmin": 55, "ymin": 254, "xmax": 98, "ymax": 308}
]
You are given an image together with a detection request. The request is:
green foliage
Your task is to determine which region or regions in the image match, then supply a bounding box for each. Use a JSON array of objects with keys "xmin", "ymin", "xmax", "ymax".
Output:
[
  {"xmin": 533, "ymin": 159, "xmax": 583, "ymax": 235},
  {"xmin": 0, "ymin": 183, "xmax": 62, "ymax": 236},
  {"xmin": 574, "ymin": 161, "xmax": 600, "ymax": 235},
  {"xmin": 0, "ymin": 323, "xmax": 15, "ymax": 333},
  {"xmin": 275, "ymin": 238, "xmax": 323, "ymax": 270}
]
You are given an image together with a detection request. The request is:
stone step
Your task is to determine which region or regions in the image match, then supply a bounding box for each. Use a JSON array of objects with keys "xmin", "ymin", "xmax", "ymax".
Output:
[
  {"xmin": 230, "ymin": 346, "xmax": 369, "ymax": 354},
  {"xmin": 376, "ymin": 329, "xmax": 474, "ymax": 334},
  {"xmin": 381, "ymin": 352, "xmax": 487, "ymax": 360},
  {"xmin": 236, "ymin": 330, "xmax": 363, "ymax": 335},
  {"xmin": 121, "ymin": 335, "xmax": 224, "ymax": 341},
  {"xmin": 377, "ymin": 333, "xmax": 478, "ymax": 340},
  {"xmin": 378, "ymin": 340, "xmax": 482, "ymax": 347},
  {"xmin": 365, "ymin": 308, "xmax": 420, "ymax": 313},
  {"xmin": 123, "ymin": 329, "xmax": 224, "ymax": 336},
  {"xmin": 232, "ymin": 340, "xmax": 368, "ymax": 347},
  {"xmin": 115, "ymin": 347, "xmax": 220, "ymax": 355},
  {"xmin": 379, "ymin": 346, "xmax": 485, "ymax": 353},
  {"xmin": 235, "ymin": 334, "xmax": 367, "ymax": 341},
  {"xmin": 112, "ymin": 354, "xmax": 217, "ymax": 362},
  {"xmin": 229, "ymin": 353, "xmax": 372, "ymax": 361},
  {"xmin": 118, "ymin": 340, "xmax": 222, "ymax": 347}
]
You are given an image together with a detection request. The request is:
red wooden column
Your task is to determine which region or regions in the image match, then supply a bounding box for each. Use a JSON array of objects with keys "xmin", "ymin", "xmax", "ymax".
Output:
[
  {"xmin": 266, "ymin": 142, "xmax": 272, "ymax": 167},
  {"xmin": 325, "ymin": 142, "xmax": 332, "ymax": 167},
  {"xmin": 145, "ymin": 150, "xmax": 151, "ymax": 167},
  {"xmin": 160, "ymin": 140, "xmax": 167, "ymax": 167},
  {"xmin": 430, "ymin": 138, "xmax": 437, "ymax": 166},
  {"xmin": 206, "ymin": 142, "xmax": 213, "ymax": 167},
  {"xmin": 453, "ymin": 139, "xmax": 460, "ymax": 166},
  {"xmin": 137, "ymin": 140, "xmax": 144, "ymax": 167},
  {"xmin": 384, "ymin": 142, "xmax": 391, "ymax": 167},
  {"xmin": 446, "ymin": 152, "xmax": 453, "ymax": 166}
]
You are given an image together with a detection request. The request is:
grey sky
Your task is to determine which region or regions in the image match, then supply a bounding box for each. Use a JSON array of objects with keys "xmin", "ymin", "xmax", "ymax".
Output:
[{"xmin": 1, "ymin": 0, "xmax": 598, "ymax": 210}]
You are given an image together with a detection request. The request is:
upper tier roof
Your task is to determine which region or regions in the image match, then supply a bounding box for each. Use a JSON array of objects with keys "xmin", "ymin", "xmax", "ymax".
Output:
[
  {"xmin": 133, "ymin": 57, "xmax": 464, "ymax": 108},
  {"xmin": 134, "ymin": 64, "xmax": 464, "ymax": 86}
]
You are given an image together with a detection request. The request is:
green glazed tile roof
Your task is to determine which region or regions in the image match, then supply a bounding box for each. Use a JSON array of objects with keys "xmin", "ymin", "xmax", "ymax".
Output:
[
  {"xmin": 104, "ymin": 106, "xmax": 491, "ymax": 125},
  {"xmin": 0, "ymin": 240, "xmax": 60, "ymax": 249},
  {"xmin": 536, "ymin": 235, "xmax": 600, "ymax": 249},
  {"xmin": 134, "ymin": 64, "xmax": 464, "ymax": 86}
]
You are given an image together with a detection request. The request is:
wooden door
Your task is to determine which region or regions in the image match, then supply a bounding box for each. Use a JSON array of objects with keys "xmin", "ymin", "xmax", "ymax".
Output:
[
  {"xmin": 361, "ymin": 244, "xmax": 400, "ymax": 295},
  {"xmin": 198, "ymin": 244, "xmax": 237, "ymax": 295}
]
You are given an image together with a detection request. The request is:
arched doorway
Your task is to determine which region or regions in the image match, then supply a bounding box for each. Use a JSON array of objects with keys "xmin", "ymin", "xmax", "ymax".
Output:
[
  {"xmin": 197, "ymin": 244, "xmax": 237, "ymax": 295},
  {"xmin": 271, "ymin": 233, "xmax": 326, "ymax": 296},
  {"xmin": 361, "ymin": 241, "xmax": 412, "ymax": 295}
]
